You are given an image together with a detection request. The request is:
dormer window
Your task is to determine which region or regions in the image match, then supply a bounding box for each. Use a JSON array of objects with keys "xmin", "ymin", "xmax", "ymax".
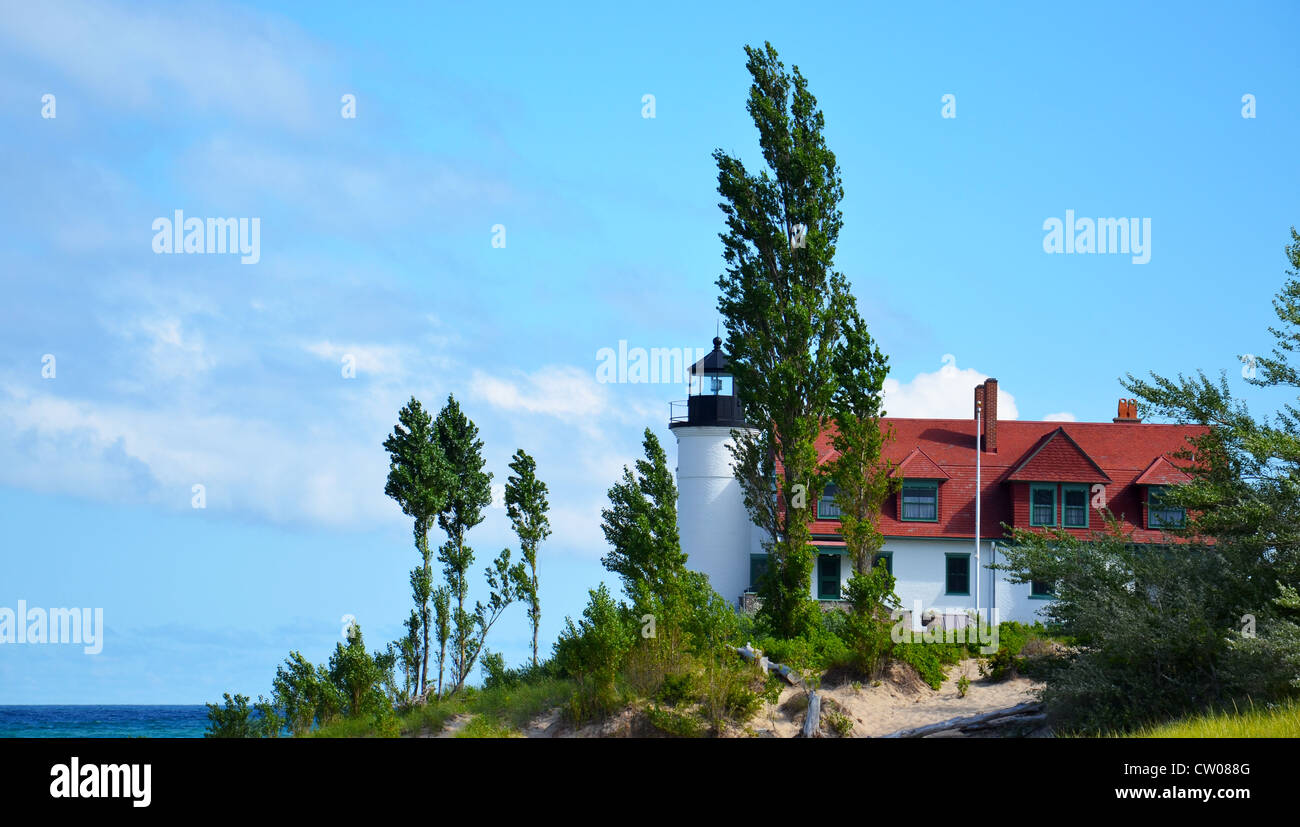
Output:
[
  {"xmin": 900, "ymin": 480, "xmax": 939, "ymax": 522},
  {"xmin": 1063, "ymin": 484, "xmax": 1089, "ymax": 528},
  {"xmin": 1030, "ymin": 484, "xmax": 1056, "ymax": 526},
  {"xmin": 1148, "ymin": 486, "xmax": 1186, "ymax": 529},
  {"xmin": 817, "ymin": 484, "xmax": 841, "ymax": 520}
]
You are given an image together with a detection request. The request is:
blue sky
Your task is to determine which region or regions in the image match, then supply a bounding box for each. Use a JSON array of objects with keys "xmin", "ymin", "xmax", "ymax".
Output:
[{"xmin": 1, "ymin": 1, "xmax": 1296, "ymax": 703}]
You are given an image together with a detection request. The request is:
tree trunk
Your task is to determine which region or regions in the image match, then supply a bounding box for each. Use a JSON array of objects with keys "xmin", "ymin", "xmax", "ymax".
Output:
[
  {"xmin": 531, "ymin": 568, "xmax": 539, "ymax": 667},
  {"xmin": 419, "ymin": 533, "xmax": 430, "ymax": 698}
]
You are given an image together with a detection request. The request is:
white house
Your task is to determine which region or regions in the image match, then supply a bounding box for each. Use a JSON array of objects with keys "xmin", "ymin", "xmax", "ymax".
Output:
[{"xmin": 670, "ymin": 338, "xmax": 1204, "ymax": 628}]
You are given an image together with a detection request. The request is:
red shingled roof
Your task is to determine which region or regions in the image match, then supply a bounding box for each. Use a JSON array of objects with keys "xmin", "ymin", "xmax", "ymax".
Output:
[
  {"xmin": 776, "ymin": 417, "xmax": 1207, "ymax": 541},
  {"xmin": 890, "ymin": 447, "xmax": 951, "ymax": 480},
  {"xmin": 1006, "ymin": 427, "xmax": 1111, "ymax": 484},
  {"xmin": 1134, "ymin": 455, "xmax": 1194, "ymax": 486}
]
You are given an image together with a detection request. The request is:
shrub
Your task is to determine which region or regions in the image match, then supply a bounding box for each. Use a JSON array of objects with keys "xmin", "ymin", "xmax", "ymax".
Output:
[
  {"xmin": 646, "ymin": 705, "xmax": 706, "ymax": 737},
  {"xmin": 204, "ymin": 693, "xmax": 283, "ymax": 738},
  {"xmin": 554, "ymin": 584, "xmax": 635, "ymax": 724},
  {"xmin": 655, "ymin": 671, "xmax": 695, "ymax": 707},
  {"xmin": 891, "ymin": 641, "xmax": 962, "ymax": 690},
  {"xmin": 824, "ymin": 708, "xmax": 854, "ymax": 737}
]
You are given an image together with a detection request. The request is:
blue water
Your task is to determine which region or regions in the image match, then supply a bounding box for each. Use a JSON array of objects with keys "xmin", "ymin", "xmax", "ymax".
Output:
[{"xmin": 0, "ymin": 706, "xmax": 209, "ymax": 738}]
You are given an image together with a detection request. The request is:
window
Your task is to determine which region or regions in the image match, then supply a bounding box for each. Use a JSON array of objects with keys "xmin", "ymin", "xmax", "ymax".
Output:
[
  {"xmin": 1030, "ymin": 484, "xmax": 1057, "ymax": 526},
  {"xmin": 1030, "ymin": 579, "xmax": 1055, "ymax": 598},
  {"xmin": 1148, "ymin": 486, "xmax": 1186, "ymax": 528},
  {"xmin": 817, "ymin": 484, "xmax": 841, "ymax": 520},
  {"xmin": 900, "ymin": 480, "xmax": 938, "ymax": 522},
  {"xmin": 945, "ymin": 553, "xmax": 970, "ymax": 595},
  {"xmin": 1063, "ymin": 484, "xmax": 1088, "ymax": 528},
  {"xmin": 748, "ymin": 554, "xmax": 769, "ymax": 592},
  {"xmin": 873, "ymin": 552, "xmax": 893, "ymax": 575},
  {"xmin": 817, "ymin": 554, "xmax": 842, "ymax": 600}
]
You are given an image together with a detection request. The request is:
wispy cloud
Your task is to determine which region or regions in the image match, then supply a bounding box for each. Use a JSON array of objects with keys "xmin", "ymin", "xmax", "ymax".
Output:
[{"xmin": 0, "ymin": 0, "xmax": 321, "ymax": 129}]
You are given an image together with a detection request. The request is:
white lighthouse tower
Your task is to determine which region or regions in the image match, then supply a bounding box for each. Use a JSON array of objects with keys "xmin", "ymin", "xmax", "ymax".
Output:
[{"xmin": 670, "ymin": 337, "xmax": 758, "ymax": 607}]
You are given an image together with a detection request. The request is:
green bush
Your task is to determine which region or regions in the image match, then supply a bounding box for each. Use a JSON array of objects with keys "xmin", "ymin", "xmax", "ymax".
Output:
[
  {"xmin": 204, "ymin": 693, "xmax": 282, "ymax": 738},
  {"xmin": 891, "ymin": 640, "xmax": 965, "ymax": 690},
  {"xmin": 646, "ymin": 705, "xmax": 706, "ymax": 737},
  {"xmin": 655, "ymin": 671, "xmax": 695, "ymax": 706},
  {"xmin": 554, "ymin": 584, "xmax": 635, "ymax": 724}
]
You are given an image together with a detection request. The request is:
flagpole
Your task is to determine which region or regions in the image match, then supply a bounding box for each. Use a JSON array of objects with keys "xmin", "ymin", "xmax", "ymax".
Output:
[{"xmin": 975, "ymin": 397, "xmax": 982, "ymax": 628}]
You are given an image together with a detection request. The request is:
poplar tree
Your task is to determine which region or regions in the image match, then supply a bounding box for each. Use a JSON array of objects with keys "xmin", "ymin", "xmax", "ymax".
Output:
[
  {"xmin": 714, "ymin": 42, "xmax": 881, "ymax": 637},
  {"xmin": 383, "ymin": 397, "xmax": 453, "ymax": 697},
  {"xmin": 433, "ymin": 394, "xmax": 493, "ymax": 690},
  {"xmin": 505, "ymin": 449, "xmax": 551, "ymax": 667},
  {"xmin": 600, "ymin": 428, "xmax": 687, "ymax": 603}
]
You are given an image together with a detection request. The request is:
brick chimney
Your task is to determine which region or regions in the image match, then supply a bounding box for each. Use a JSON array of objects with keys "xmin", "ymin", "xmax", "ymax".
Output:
[
  {"xmin": 1113, "ymin": 397, "xmax": 1141, "ymax": 423},
  {"xmin": 975, "ymin": 379, "xmax": 998, "ymax": 452},
  {"xmin": 982, "ymin": 378, "xmax": 998, "ymax": 452}
]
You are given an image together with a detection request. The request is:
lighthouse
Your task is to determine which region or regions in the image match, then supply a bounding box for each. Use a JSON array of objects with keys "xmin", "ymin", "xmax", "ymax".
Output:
[{"xmin": 669, "ymin": 337, "xmax": 758, "ymax": 606}]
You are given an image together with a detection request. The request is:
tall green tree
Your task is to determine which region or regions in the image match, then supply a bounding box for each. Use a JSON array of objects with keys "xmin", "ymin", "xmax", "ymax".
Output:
[
  {"xmin": 714, "ymin": 42, "xmax": 877, "ymax": 637},
  {"xmin": 600, "ymin": 428, "xmax": 687, "ymax": 604},
  {"xmin": 383, "ymin": 397, "xmax": 453, "ymax": 698},
  {"xmin": 505, "ymin": 448, "xmax": 551, "ymax": 666},
  {"xmin": 432, "ymin": 394, "xmax": 494, "ymax": 693},
  {"xmin": 828, "ymin": 314, "xmax": 895, "ymax": 577}
]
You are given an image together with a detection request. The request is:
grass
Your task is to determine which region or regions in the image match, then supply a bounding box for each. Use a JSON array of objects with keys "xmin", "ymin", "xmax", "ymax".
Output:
[
  {"xmin": 456, "ymin": 716, "xmax": 523, "ymax": 738},
  {"xmin": 1119, "ymin": 698, "xmax": 1300, "ymax": 738},
  {"xmin": 307, "ymin": 677, "xmax": 576, "ymax": 738},
  {"xmin": 471, "ymin": 677, "xmax": 574, "ymax": 730}
]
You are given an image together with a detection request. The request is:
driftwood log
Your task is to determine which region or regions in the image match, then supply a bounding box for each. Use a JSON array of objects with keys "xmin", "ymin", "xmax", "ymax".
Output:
[
  {"xmin": 734, "ymin": 644, "xmax": 802, "ymax": 687},
  {"xmin": 800, "ymin": 691, "xmax": 822, "ymax": 738},
  {"xmin": 878, "ymin": 702, "xmax": 1044, "ymax": 738}
]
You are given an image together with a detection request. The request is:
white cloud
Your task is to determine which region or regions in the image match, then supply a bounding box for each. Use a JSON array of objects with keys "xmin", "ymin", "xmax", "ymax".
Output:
[
  {"xmin": 882, "ymin": 354, "xmax": 1019, "ymax": 419},
  {"xmin": 471, "ymin": 365, "xmax": 609, "ymax": 422},
  {"xmin": 135, "ymin": 316, "xmax": 215, "ymax": 380},
  {"xmin": 0, "ymin": 1, "xmax": 320, "ymax": 128},
  {"xmin": 0, "ymin": 385, "xmax": 395, "ymax": 528},
  {"xmin": 1042, "ymin": 412, "xmax": 1077, "ymax": 422},
  {"xmin": 303, "ymin": 341, "xmax": 406, "ymax": 377}
]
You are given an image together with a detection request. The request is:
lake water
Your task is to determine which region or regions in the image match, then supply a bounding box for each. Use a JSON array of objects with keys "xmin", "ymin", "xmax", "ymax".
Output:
[{"xmin": 0, "ymin": 705, "xmax": 209, "ymax": 738}]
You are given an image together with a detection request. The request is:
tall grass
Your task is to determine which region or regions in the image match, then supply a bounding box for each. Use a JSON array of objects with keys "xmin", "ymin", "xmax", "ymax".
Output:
[{"xmin": 1121, "ymin": 698, "xmax": 1300, "ymax": 738}]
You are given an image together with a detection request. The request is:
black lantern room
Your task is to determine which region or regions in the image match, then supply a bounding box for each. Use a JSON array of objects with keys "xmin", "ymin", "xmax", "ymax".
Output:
[{"xmin": 669, "ymin": 337, "xmax": 747, "ymax": 428}]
